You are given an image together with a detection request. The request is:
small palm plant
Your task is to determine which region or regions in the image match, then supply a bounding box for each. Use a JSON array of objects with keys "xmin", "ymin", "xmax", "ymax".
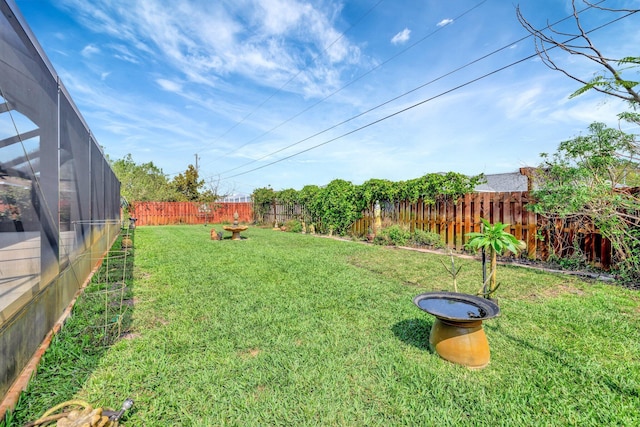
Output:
[{"xmin": 466, "ymin": 218, "xmax": 522, "ymax": 299}]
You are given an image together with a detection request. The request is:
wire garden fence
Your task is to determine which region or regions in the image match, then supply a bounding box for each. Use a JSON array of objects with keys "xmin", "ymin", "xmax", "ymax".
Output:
[{"xmin": 78, "ymin": 226, "xmax": 135, "ymax": 347}]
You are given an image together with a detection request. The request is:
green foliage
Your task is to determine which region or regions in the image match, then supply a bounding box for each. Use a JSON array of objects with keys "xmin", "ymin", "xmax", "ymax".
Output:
[
  {"xmin": 530, "ymin": 122, "xmax": 640, "ymax": 283},
  {"xmin": 262, "ymin": 172, "xmax": 482, "ymax": 237},
  {"xmin": 171, "ymin": 164, "xmax": 204, "ymax": 201},
  {"xmin": 466, "ymin": 218, "xmax": 521, "ymax": 298},
  {"xmin": 374, "ymin": 224, "xmax": 411, "ymax": 246},
  {"xmin": 466, "ymin": 219, "xmax": 520, "ymax": 255},
  {"xmin": 616, "ymin": 227, "xmax": 640, "ymax": 284},
  {"xmin": 297, "ymin": 185, "xmax": 321, "ymax": 223},
  {"xmin": 547, "ymin": 252, "xmax": 586, "ymax": 271},
  {"xmin": 313, "ymin": 179, "xmax": 363, "ymax": 234},
  {"xmin": 199, "ymin": 186, "xmax": 219, "ymax": 203},
  {"xmin": 111, "ymin": 154, "xmax": 179, "ymax": 202},
  {"xmin": 569, "ymin": 55, "xmax": 640, "ymax": 103},
  {"xmin": 297, "ymin": 185, "xmax": 320, "ymax": 206},
  {"xmin": 251, "ymin": 186, "xmax": 276, "ymax": 222},
  {"xmin": 517, "ymin": 3, "xmax": 640, "ymax": 284},
  {"xmin": 618, "ymin": 111, "xmax": 640, "ymax": 126},
  {"xmin": 359, "ymin": 178, "xmax": 398, "ymax": 207},
  {"xmin": 398, "ymin": 172, "xmax": 484, "ymax": 204},
  {"xmin": 111, "ymin": 156, "xmax": 220, "ymax": 203},
  {"xmin": 276, "ymin": 188, "xmax": 299, "ymax": 204},
  {"xmin": 410, "ymin": 229, "xmax": 443, "ymax": 248},
  {"xmin": 284, "ymin": 219, "xmax": 303, "ymax": 233}
]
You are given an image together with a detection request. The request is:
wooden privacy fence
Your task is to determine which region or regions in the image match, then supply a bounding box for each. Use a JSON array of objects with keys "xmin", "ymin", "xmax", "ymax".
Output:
[
  {"xmin": 352, "ymin": 192, "xmax": 537, "ymax": 255},
  {"xmin": 262, "ymin": 202, "xmax": 309, "ymax": 227},
  {"xmin": 130, "ymin": 202, "xmax": 253, "ymax": 226},
  {"xmin": 135, "ymin": 193, "xmax": 615, "ymax": 268},
  {"xmin": 352, "ymin": 191, "xmax": 612, "ymax": 269}
]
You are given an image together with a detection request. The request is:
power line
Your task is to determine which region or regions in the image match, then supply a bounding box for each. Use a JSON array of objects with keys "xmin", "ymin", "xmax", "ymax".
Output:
[
  {"xmin": 213, "ymin": 1, "xmax": 587, "ymax": 178},
  {"xmin": 220, "ymin": 9, "xmax": 637, "ymax": 181},
  {"xmin": 218, "ymin": 29, "xmax": 523, "ymax": 176},
  {"xmin": 211, "ymin": 0, "xmax": 489, "ymax": 176},
  {"xmin": 164, "ymin": 0, "xmax": 386, "ymax": 177},
  {"xmin": 222, "ymin": 56, "xmax": 536, "ymax": 180},
  {"xmin": 188, "ymin": 0, "xmax": 387, "ymax": 167}
]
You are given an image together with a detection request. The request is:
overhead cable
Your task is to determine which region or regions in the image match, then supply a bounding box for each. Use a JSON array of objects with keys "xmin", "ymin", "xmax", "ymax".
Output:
[
  {"xmin": 212, "ymin": 0, "xmax": 489, "ymax": 175},
  {"xmin": 219, "ymin": 9, "xmax": 636, "ymax": 181},
  {"xmin": 190, "ymin": 0, "xmax": 387, "ymax": 161},
  {"xmin": 213, "ymin": 0, "xmax": 603, "ymax": 178}
]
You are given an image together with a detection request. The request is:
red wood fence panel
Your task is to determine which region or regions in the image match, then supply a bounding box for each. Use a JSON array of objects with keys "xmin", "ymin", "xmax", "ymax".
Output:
[{"xmin": 130, "ymin": 202, "xmax": 253, "ymax": 226}]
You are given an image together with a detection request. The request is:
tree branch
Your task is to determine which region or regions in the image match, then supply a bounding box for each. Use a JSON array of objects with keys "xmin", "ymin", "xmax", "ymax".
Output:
[{"xmin": 517, "ymin": 1, "xmax": 640, "ymax": 105}]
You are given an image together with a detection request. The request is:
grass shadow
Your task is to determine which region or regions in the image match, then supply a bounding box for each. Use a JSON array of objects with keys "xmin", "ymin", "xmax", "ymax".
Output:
[{"xmin": 391, "ymin": 318, "xmax": 433, "ymax": 351}]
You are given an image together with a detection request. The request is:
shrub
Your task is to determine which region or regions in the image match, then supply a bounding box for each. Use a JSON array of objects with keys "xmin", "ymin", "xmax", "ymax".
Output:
[
  {"xmin": 313, "ymin": 179, "xmax": 363, "ymax": 235},
  {"xmin": 374, "ymin": 224, "xmax": 411, "ymax": 246},
  {"xmin": 410, "ymin": 229, "xmax": 443, "ymax": 248},
  {"xmin": 252, "ymin": 186, "xmax": 275, "ymax": 224},
  {"xmin": 284, "ymin": 219, "xmax": 303, "ymax": 233}
]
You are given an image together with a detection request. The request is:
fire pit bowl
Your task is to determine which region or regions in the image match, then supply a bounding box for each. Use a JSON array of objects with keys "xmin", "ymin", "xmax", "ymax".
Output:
[{"xmin": 413, "ymin": 292, "xmax": 500, "ymax": 369}]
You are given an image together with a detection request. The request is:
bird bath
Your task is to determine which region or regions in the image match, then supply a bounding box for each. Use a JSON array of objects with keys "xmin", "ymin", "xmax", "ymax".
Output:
[
  {"xmin": 223, "ymin": 212, "xmax": 248, "ymax": 240},
  {"xmin": 413, "ymin": 291, "xmax": 500, "ymax": 369}
]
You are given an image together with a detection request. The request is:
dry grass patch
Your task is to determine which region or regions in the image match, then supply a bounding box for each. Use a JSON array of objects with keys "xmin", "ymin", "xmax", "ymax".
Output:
[{"xmin": 238, "ymin": 348, "xmax": 261, "ymax": 359}]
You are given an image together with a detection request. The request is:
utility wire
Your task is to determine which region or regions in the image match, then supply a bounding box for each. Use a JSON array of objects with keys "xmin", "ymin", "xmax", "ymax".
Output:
[
  {"xmin": 219, "ymin": 32, "xmax": 524, "ymax": 176},
  {"xmin": 213, "ymin": 0, "xmax": 598, "ymax": 178},
  {"xmin": 222, "ymin": 56, "xmax": 536, "ymax": 180},
  {"xmin": 211, "ymin": 0, "xmax": 489, "ymax": 176},
  {"xmin": 220, "ymin": 9, "xmax": 636, "ymax": 181},
  {"xmin": 185, "ymin": 0, "xmax": 386, "ymax": 170}
]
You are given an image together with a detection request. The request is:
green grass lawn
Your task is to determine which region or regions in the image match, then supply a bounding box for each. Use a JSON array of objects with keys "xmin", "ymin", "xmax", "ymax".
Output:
[{"xmin": 5, "ymin": 226, "xmax": 640, "ymax": 426}]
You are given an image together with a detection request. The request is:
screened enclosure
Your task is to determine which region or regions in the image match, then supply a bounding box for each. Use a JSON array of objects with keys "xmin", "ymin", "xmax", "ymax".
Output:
[{"xmin": 0, "ymin": 0, "xmax": 121, "ymax": 399}]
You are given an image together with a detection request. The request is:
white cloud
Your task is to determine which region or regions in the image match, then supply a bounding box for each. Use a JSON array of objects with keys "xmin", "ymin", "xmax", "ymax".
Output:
[
  {"xmin": 549, "ymin": 97, "xmax": 628, "ymax": 128},
  {"xmin": 81, "ymin": 44, "xmax": 100, "ymax": 57},
  {"xmin": 35, "ymin": 0, "xmax": 635, "ymax": 192},
  {"xmin": 257, "ymin": 0, "xmax": 309, "ymax": 35},
  {"xmin": 156, "ymin": 79, "xmax": 183, "ymax": 93},
  {"xmin": 437, "ymin": 18, "xmax": 453, "ymax": 27},
  {"xmin": 109, "ymin": 44, "xmax": 140, "ymax": 64},
  {"xmin": 58, "ymin": 0, "xmax": 362, "ymax": 97},
  {"xmin": 56, "ymin": 71, "xmax": 215, "ymax": 153},
  {"xmin": 498, "ymin": 86, "xmax": 543, "ymax": 119},
  {"xmin": 391, "ymin": 28, "xmax": 411, "ymax": 45}
]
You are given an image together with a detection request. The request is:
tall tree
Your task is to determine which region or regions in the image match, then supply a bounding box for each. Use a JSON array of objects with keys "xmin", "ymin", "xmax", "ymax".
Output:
[
  {"xmin": 251, "ymin": 186, "xmax": 276, "ymax": 223},
  {"xmin": 519, "ymin": 1, "xmax": 640, "ymax": 283},
  {"xmin": 111, "ymin": 154, "xmax": 179, "ymax": 201},
  {"xmin": 172, "ymin": 164, "xmax": 204, "ymax": 201},
  {"xmin": 530, "ymin": 122, "xmax": 640, "ymax": 281}
]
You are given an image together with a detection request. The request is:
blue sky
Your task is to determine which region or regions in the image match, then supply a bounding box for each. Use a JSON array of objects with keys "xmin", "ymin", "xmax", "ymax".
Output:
[{"xmin": 13, "ymin": 0, "xmax": 640, "ymax": 196}]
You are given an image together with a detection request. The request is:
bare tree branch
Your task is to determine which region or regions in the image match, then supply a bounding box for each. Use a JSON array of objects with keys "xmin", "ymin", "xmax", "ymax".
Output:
[{"xmin": 517, "ymin": 0, "xmax": 640, "ymax": 105}]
